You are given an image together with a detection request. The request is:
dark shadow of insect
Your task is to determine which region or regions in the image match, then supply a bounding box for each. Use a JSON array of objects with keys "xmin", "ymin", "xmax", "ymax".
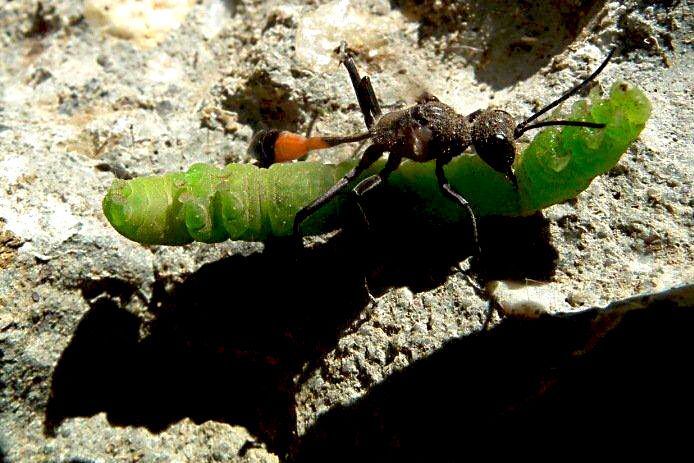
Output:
[
  {"xmin": 290, "ymin": 290, "xmax": 693, "ymax": 461},
  {"xmin": 43, "ymin": 215, "xmax": 556, "ymax": 459},
  {"xmin": 250, "ymin": 42, "xmax": 614, "ymax": 266},
  {"xmin": 44, "ymin": 232, "xmax": 378, "ymax": 458}
]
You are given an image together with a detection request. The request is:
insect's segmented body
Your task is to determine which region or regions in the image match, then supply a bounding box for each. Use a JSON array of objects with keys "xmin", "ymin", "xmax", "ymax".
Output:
[
  {"xmin": 250, "ymin": 46, "xmax": 634, "ymax": 250},
  {"xmin": 103, "ymin": 161, "xmax": 354, "ymax": 245},
  {"xmin": 102, "ymin": 44, "xmax": 651, "ymax": 246},
  {"xmin": 370, "ymin": 99, "xmax": 471, "ymax": 163}
]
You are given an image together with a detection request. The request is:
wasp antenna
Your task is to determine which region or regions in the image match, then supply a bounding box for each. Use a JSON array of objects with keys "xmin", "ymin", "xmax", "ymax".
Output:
[
  {"xmin": 514, "ymin": 47, "xmax": 616, "ymax": 138},
  {"xmin": 518, "ymin": 120, "xmax": 606, "ymax": 133}
]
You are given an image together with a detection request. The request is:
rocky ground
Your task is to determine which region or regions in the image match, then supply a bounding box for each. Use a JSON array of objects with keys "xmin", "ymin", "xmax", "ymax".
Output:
[{"xmin": 0, "ymin": 0, "xmax": 692, "ymax": 461}]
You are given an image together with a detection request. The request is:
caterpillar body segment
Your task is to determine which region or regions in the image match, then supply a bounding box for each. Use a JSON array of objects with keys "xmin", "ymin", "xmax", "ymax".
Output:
[{"xmin": 103, "ymin": 82, "xmax": 650, "ymax": 245}]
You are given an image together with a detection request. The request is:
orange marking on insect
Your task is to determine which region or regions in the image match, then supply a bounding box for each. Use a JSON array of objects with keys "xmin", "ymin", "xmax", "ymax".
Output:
[{"xmin": 274, "ymin": 132, "xmax": 329, "ymax": 163}]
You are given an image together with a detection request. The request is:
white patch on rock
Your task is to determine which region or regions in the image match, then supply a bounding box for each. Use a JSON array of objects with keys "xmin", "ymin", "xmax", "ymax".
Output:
[
  {"xmin": 200, "ymin": 0, "xmax": 230, "ymax": 40},
  {"xmin": 146, "ymin": 53, "xmax": 184, "ymax": 83},
  {"xmin": 2, "ymin": 83, "xmax": 33, "ymax": 107},
  {"xmin": 627, "ymin": 255, "xmax": 654, "ymax": 274},
  {"xmin": 85, "ymin": 0, "xmax": 196, "ymax": 48},
  {"xmin": 23, "ymin": 331, "xmax": 67, "ymax": 368},
  {"xmin": 0, "ymin": 157, "xmax": 27, "ymax": 184},
  {"xmin": 0, "ymin": 194, "xmax": 79, "ymax": 247},
  {"xmin": 56, "ymin": 57, "xmax": 101, "ymax": 88},
  {"xmin": 295, "ymin": 0, "xmax": 406, "ymax": 72},
  {"xmin": 487, "ymin": 280, "xmax": 572, "ymax": 318}
]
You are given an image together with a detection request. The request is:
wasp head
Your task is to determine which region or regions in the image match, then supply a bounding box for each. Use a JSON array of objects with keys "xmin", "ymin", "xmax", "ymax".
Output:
[{"xmin": 470, "ymin": 110, "xmax": 518, "ymax": 187}]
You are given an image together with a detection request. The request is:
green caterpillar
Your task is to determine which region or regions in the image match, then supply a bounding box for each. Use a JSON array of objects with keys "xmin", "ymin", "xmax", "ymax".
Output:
[{"xmin": 102, "ymin": 82, "xmax": 650, "ymax": 245}]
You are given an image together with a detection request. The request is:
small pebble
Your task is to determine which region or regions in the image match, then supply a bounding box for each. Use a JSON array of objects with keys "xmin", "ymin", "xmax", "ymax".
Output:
[{"xmin": 486, "ymin": 280, "xmax": 572, "ymax": 318}]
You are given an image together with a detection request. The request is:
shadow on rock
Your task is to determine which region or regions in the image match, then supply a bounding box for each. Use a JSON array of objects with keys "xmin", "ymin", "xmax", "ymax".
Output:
[
  {"xmin": 392, "ymin": 0, "xmax": 605, "ymax": 90},
  {"xmin": 292, "ymin": 293, "xmax": 694, "ymax": 461},
  {"xmin": 353, "ymin": 187, "xmax": 558, "ymax": 294},
  {"xmin": 45, "ymin": 235, "xmax": 370, "ymax": 455},
  {"xmin": 221, "ymin": 70, "xmax": 304, "ymax": 132},
  {"xmin": 45, "ymin": 201, "xmax": 557, "ymax": 456}
]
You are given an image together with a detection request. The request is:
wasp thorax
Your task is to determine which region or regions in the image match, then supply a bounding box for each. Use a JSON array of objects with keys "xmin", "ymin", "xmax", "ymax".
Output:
[{"xmin": 471, "ymin": 110, "xmax": 517, "ymax": 185}]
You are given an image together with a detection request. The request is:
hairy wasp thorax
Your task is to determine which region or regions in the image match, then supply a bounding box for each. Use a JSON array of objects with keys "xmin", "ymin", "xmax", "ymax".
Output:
[{"xmin": 471, "ymin": 110, "xmax": 517, "ymax": 186}]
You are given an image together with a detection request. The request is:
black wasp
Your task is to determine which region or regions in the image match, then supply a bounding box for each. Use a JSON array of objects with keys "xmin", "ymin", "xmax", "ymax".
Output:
[{"xmin": 250, "ymin": 43, "xmax": 613, "ymax": 256}]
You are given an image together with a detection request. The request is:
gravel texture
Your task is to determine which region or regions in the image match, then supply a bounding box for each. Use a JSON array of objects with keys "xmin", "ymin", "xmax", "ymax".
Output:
[{"xmin": 0, "ymin": 0, "xmax": 692, "ymax": 461}]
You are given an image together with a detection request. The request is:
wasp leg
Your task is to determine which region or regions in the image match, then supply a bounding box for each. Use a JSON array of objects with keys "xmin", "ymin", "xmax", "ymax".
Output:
[
  {"xmin": 350, "ymin": 154, "xmax": 401, "ymax": 230},
  {"xmin": 346, "ymin": 154, "xmax": 400, "ymax": 307},
  {"xmin": 435, "ymin": 158, "xmax": 481, "ymax": 257},
  {"xmin": 349, "ymin": 138, "xmax": 370, "ymax": 160},
  {"xmin": 337, "ymin": 42, "xmax": 381, "ymax": 128},
  {"xmin": 293, "ymin": 144, "xmax": 384, "ymax": 237},
  {"xmin": 361, "ymin": 75, "xmax": 382, "ymax": 118}
]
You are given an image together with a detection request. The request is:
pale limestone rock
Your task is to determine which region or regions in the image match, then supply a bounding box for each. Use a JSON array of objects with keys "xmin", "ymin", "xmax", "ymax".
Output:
[{"xmin": 85, "ymin": 0, "xmax": 195, "ymax": 48}]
